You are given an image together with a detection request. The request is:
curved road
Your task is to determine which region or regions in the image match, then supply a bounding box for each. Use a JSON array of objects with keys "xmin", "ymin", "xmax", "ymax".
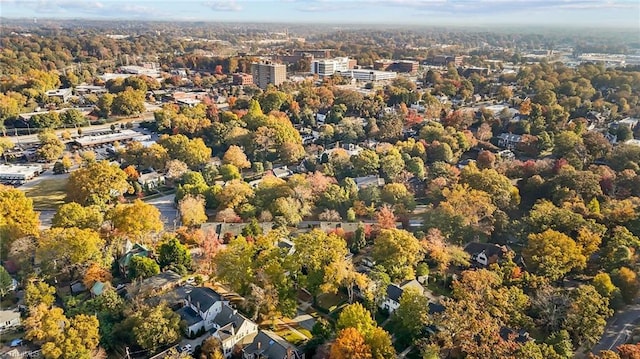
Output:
[{"xmin": 591, "ymin": 298, "xmax": 640, "ymax": 354}]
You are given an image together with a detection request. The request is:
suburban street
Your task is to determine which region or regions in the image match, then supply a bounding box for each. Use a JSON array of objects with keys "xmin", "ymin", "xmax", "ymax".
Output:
[{"xmin": 591, "ymin": 298, "xmax": 640, "ymax": 354}]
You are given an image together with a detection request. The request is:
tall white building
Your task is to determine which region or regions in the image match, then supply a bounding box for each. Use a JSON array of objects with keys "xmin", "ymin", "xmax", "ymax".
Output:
[
  {"xmin": 312, "ymin": 57, "xmax": 351, "ymax": 77},
  {"xmin": 251, "ymin": 61, "xmax": 287, "ymax": 89}
]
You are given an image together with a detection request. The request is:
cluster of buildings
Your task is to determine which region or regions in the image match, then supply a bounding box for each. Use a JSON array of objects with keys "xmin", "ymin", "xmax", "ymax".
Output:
[{"xmin": 174, "ymin": 287, "xmax": 303, "ymax": 359}]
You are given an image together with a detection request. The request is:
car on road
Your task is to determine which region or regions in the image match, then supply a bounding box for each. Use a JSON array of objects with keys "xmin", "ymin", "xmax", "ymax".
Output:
[{"xmin": 180, "ymin": 344, "xmax": 192, "ymax": 353}]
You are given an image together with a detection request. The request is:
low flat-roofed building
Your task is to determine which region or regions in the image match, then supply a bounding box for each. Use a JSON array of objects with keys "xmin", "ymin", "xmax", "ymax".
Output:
[
  {"xmin": 0, "ymin": 164, "xmax": 43, "ymax": 182},
  {"xmin": 75, "ymin": 85, "xmax": 107, "ymax": 95},
  {"xmin": 45, "ymin": 88, "xmax": 72, "ymax": 102},
  {"xmin": 99, "ymin": 73, "xmax": 133, "ymax": 82},
  {"xmin": 72, "ymin": 129, "xmax": 147, "ymax": 147},
  {"xmin": 176, "ymin": 98, "xmax": 201, "ymax": 107}
]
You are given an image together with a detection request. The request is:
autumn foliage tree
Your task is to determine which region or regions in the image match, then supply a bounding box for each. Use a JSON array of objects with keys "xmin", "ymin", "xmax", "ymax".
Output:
[
  {"xmin": 66, "ymin": 161, "xmax": 131, "ymax": 207},
  {"xmin": 109, "ymin": 199, "xmax": 163, "ymax": 241},
  {"xmin": 331, "ymin": 328, "xmax": 373, "ymax": 359},
  {"xmin": 375, "ymin": 204, "xmax": 396, "ymax": 229},
  {"xmin": 0, "ymin": 185, "xmax": 40, "ymax": 256},
  {"xmin": 178, "ymin": 194, "xmax": 208, "ymax": 227},
  {"xmin": 223, "ymin": 145, "xmax": 250, "ymax": 169},
  {"xmin": 524, "ymin": 229, "xmax": 587, "ymax": 281},
  {"xmin": 83, "ymin": 262, "xmax": 113, "ymax": 289}
]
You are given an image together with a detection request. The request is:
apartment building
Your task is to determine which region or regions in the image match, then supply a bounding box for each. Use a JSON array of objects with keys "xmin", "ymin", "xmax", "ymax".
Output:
[{"xmin": 251, "ymin": 61, "xmax": 287, "ymax": 89}]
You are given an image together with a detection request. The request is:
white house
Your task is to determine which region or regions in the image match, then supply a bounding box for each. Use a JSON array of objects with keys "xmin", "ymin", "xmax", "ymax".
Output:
[
  {"xmin": 380, "ymin": 279, "xmax": 424, "ymax": 313},
  {"xmin": 0, "ymin": 309, "xmax": 21, "ymax": 333},
  {"xmin": 211, "ymin": 304, "xmax": 259, "ymax": 358},
  {"xmin": 464, "ymin": 243, "xmax": 508, "ymax": 267},
  {"xmin": 177, "ymin": 287, "xmax": 229, "ymax": 335}
]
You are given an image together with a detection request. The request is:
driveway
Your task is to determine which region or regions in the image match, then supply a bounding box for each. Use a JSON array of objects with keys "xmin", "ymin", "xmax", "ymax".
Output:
[
  {"xmin": 145, "ymin": 193, "xmax": 179, "ymax": 228},
  {"xmin": 591, "ymin": 298, "xmax": 640, "ymax": 354}
]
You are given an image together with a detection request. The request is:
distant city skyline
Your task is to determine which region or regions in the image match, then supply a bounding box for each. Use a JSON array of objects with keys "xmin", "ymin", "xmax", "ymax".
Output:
[{"xmin": 1, "ymin": 0, "xmax": 639, "ymax": 28}]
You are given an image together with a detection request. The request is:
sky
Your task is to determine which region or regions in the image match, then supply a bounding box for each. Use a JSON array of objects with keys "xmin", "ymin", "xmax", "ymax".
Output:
[{"xmin": 1, "ymin": 0, "xmax": 639, "ymax": 28}]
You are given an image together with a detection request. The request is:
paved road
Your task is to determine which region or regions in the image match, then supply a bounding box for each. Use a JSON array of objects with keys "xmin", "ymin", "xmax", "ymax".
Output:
[
  {"xmin": 591, "ymin": 298, "xmax": 640, "ymax": 354},
  {"xmin": 145, "ymin": 193, "xmax": 179, "ymax": 228}
]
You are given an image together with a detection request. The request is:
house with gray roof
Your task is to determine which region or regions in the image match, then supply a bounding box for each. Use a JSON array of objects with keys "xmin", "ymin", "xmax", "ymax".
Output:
[
  {"xmin": 177, "ymin": 287, "xmax": 229, "ymax": 335},
  {"xmin": 243, "ymin": 330, "xmax": 303, "ymax": 359},
  {"xmin": 380, "ymin": 279, "xmax": 424, "ymax": 313}
]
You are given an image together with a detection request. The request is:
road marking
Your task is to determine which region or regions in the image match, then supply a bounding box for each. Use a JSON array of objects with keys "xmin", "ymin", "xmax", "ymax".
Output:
[{"xmin": 608, "ymin": 324, "xmax": 631, "ymax": 350}]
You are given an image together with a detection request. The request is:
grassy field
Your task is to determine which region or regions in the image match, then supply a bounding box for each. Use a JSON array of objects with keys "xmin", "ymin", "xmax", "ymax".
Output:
[{"xmin": 24, "ymin": 177, "xmax": 68, "ymax": 209}]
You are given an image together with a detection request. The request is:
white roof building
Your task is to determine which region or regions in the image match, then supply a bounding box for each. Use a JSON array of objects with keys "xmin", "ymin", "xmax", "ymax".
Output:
[
  {"xmin": 0, "ymin": 164, "xmax": 44, "ymax": 181},
  {"xmin": 72, "ymin": 130, "xmax": 149, "ymax": 147}
]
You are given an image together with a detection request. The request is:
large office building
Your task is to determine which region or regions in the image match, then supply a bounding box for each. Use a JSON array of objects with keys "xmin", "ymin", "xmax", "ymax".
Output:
[
  {"xmin": 337, "ymin": 69, "xmax": 397, "ymax": 82},
  {"xmin": 311, "ymin": 57, "xmax": 354, "ymax": 77},
  {"xmin": 374, "ymin": 59, "xmax": 419, "ymax": 73},
  {"xmin": 251, "ymin": 61, "xmax": 287, "ymax": 89}
]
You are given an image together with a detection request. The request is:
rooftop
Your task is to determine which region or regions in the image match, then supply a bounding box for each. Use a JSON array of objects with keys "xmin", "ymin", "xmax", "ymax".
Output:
[
  {"xmin": 188, "ymin": 287, "xmax": 224, "ymax": 312},
  {"xmin": 73, "ymin": 130, "xmax": 148, "ymax": 147},
  {"xmin": 177, "ymin": 306, "xmax": 203, "ymax": 326},
  {"xmin": 0, "ymin": 309, "xmax": 20, "ymax": 323}
]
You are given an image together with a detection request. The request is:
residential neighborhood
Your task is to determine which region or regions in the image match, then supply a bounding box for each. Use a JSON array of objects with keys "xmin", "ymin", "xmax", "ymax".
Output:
[{"xmin": 1, "ymin": 4, "xmax": 640, "ymax": 359}]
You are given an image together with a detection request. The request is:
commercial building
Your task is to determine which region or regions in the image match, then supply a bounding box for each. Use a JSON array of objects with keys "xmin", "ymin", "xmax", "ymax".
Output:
[
  {"xmin": 0, "ymin": 164, "xmax": 43, "ymax": 183},
  {"xmin": 75, "ymin": 85, "xmax": 107, "ymax": 95},
  {"xmin": 251, "ymin": 61, "xmax": 287, "ymax": 89},
  {"xmin": 119, "ymin": 63, "xmax": 160, "ymax": 77},
  {"xmin": 293, "ymin": 49, "xmax": 332, "ymax": 58},
  {"xmin": 427, "ymin": 55, "xmax": 464, "ymax": 67},
  {"xmin": 311, "ymin": 57, "xmax": 354, "ymax": 77},
  {"xmin": 71, "ymin": 129, "xmax": 150, "ymax": 148},
  {"xmin": 374, "ymin": 59, "xmax": 419, "ymax": 73},
  {"xmin": 45, "ymin": 88, "xmax": 73, "ymax": 102},
  {"xmin": 337, "ymin": 69, "xmax": 397, "ymax": 82},
  {"xmin": 232, "ymin": 73, "xmax": 254, "ymax": 86}
]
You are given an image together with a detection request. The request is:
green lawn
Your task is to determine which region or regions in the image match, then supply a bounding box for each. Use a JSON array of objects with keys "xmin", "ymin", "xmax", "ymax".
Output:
[
  {"xmin": 315, "ymin": 292, "xmax": 347, "ymax": 313},
  {"xmin": 278, "ymin": 329, "xmax": 308, "ymax": 346},
  {"xmin": 24, "ymin": 177, "xmax": 68, "ymax": 209}
]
